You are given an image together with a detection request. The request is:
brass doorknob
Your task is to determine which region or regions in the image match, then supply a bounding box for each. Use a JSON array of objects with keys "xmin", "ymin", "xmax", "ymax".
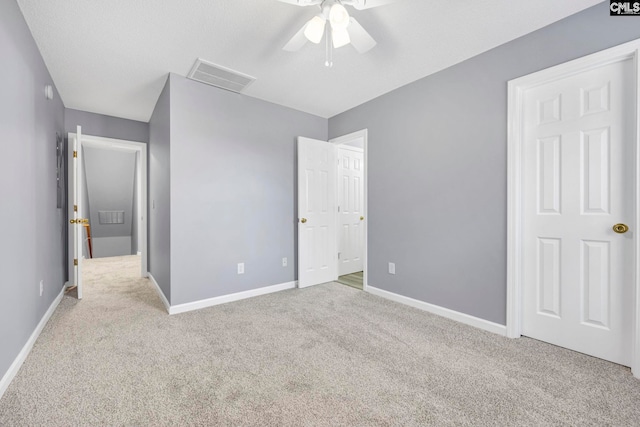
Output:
[
  {"xmin": 300, "ymin": 218, "xmax": 307, "ymax": 223},
  {"xmin": 360, "ymin": 216, "xmax": 364, "ymax": 221},
  {"xmin": 613, "ymin": 223, "xmax": 629, "ymax": 234}
]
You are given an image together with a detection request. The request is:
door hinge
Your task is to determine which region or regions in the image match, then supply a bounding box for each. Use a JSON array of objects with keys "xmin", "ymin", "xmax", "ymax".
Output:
[
  {"xmin": 338, "ymin": 252, "xmax": 341, "ymax": 259},
  {"xmin": 73, "ymin": 259, "xmax": 78, "ymax": 266},
  {"xmin": 73, "ymin": 151, "xmax": 77, "ymax": 158},
  {"xmin": 74, "ymin": 205, "xmax": 78, "ymax": 212},
  {"xmin": 338, "ymin": 206, "xmax": 340, "ymax": 212}
]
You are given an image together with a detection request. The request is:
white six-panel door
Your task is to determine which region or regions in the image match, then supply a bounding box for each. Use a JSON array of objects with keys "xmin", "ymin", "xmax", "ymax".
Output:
[
  {"xmin": 297, "ymin": 137, "xmax": 337, "ymax": 288},
  {"xmin": 337, "ymin": 146, "xmax": 364, "ymax": 276},
  {"xmin": 522, "ymin": 58, "xmax": 634, "ymax": 366}
]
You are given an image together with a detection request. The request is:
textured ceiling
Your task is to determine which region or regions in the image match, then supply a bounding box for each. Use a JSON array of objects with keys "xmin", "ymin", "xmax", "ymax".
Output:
[{"xmin": 17, "ymin": 0, "xmax": 602, "ymax": 122}]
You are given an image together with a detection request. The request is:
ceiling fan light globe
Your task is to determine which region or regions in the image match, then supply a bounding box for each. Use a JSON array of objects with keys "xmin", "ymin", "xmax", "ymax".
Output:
[
  {"xmin": 304, "ymin": 15, "xmax": 326, "ymax": 44},
  {"xmin": 332, "ymin": 27, "xmax": 350, "ymax": 48},
  {"xmin": 329, "ymin": 3, "xmax": 350, "ymax": 30}
]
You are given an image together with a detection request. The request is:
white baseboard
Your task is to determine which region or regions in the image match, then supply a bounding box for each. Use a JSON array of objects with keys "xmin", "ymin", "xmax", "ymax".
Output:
[
  {"xmin": 148, "ymin": 273, "xmax": 171, "ymax": 314},
  {"xmin": 0, "ymin": 286, "xmax": 65, "ymax": 400},
  {"xmin": 169, "ymin": 281, "xmax": 298, "ymax": 315},
  {"xmin": 366, "ymin": 286, "xmax": 507, "ymax": 336}
]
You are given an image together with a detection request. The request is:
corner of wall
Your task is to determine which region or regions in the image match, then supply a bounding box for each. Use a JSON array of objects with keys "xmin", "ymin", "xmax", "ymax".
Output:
[{"xmin": 147, "ymin": 73, "xmax": 172, "ymax": 305}]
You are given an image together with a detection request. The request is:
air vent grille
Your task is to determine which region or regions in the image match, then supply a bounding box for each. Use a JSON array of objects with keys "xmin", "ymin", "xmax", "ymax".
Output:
[
  {"xmin": 99, "ymin": 210, "xmax": 125, "ymax": 224},
  {"xmin": 187, "ymin": 59, "xmax": 255, "ymax": 93}
]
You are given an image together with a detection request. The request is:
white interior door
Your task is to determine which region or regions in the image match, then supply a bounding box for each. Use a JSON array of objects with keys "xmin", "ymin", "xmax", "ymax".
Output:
[
  {"xmin": 522, "ymin": 58, "xmax": 635, "ymax": 365},
  {"xmin": 337, "ymin": 146, "xmax": 364, "ymax": 276},
  {"xmin": 72, "ymin": 125, "xmax": 84, "ymax": 299},
  {"xmin": 297, "ymin": 137, "xmax": 337, "ymax": 288}
]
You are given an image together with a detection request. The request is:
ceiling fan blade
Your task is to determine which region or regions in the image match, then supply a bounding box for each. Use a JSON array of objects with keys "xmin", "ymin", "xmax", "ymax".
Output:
[
  {"xmin": 283, "ymin": 22, "xmax": 309, "ymax": 51},
  {"xmin": 342, "ymin": 0, "xmax": 401, "ymax": 10},
  {"xmin": 348, "ymin": 18, "xmax": 376, "ymax": 53},
  {"xmin": 276, "ymin": 0, "xmax": 322, "ymax": 7}
]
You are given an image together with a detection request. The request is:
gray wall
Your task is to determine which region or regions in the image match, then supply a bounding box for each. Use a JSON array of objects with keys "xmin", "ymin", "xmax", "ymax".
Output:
[
  {"xmin": 169, "ymin": 74, "xmax": 327, "ymax": 305},
  {"xmin": 0, "ymin": 0, "xmax": 65, "ymax": 385},
  {"xmin": 148, "ymin": 77, "xmax": 171, "ymax": 302},
  {"xmin": 329, "ymin": 2, "xmax": 640, "ymax": 325},
  {"xmin": 65, "ymin": 108, "xmax": 149, "ymax": 143}
]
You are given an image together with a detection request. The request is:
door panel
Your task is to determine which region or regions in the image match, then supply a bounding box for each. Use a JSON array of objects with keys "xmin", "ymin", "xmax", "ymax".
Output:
[
  {"xmin": 297, "ymin": 137, "xmax": 336, "ymax": 288},
  {"xmin": 522, "ymin": 58, "xmax": 634, "ymax": 366},
  {"xmin": 537, "ymin": 136, "xmax": 561, "ymax": 214},
  {"xmin": 537, "ymin": 237, "xmax": 561, "ymax": 317},
  {"xmin": 581, "ymin": 128, "xmax": 610, "ymax": 214},
  {"xmin": 581, "ymin": 240, "xmax": 610, "ymax": 328}
]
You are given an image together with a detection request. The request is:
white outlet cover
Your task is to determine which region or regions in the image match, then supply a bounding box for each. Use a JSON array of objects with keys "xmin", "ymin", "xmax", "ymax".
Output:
[
  {"xmin": 388, "ymin": 263, "xmax": 396, "ymax": 275},
  {"xmin": 282, "ymin": 257, "xmax": 287, "ymax": 267},
  {"xmin": 237, "ymin": 263, "xmax": 244, "ymax": 274}
]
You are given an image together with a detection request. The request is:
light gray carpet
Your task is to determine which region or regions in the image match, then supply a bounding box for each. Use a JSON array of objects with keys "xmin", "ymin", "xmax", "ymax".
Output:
[
  {"xmin": 337, "ymin": 271, "xmax": 363, "ymax": 290},
  {"xmin": 1, "ymin": 256, "xmax": 639, "ymax": 426}
]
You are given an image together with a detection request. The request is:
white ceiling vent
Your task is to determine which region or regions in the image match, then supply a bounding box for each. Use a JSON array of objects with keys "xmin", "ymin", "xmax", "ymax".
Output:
[{"xmin": 187, "ymin": 59, "xmax": 256, "ymax": 93}]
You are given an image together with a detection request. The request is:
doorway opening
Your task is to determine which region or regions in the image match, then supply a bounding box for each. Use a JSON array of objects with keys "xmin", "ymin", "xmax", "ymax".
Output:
[
  {"xmin": 66, "ymin": 129, "xmax": 148, "ymax": 299},
  {"xmin": 332, "ymin": 131, "xmax": 366, "ymax": 291}
]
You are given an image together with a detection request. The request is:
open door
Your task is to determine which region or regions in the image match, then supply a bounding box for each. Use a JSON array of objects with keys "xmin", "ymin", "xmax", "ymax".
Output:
[
  {"xmin": 70, "ymin": 126, "xmax": 87, "ymax": 299},
  {"xmin": 297, "ymin": 137, "xmax": 337, "ymax": 288}
]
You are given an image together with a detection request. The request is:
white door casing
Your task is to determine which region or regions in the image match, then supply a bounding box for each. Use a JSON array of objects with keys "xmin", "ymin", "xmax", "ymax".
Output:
[
  {"xmin": 337, "ymin": 146, "xmax": 364, "ymax": 276},
  {"xmin": 297, "ymin": 137, "xmax": 337, "ymax": 288},
  {"xmin": 507, "ymin": 40, "xmax": 640, "ymax": 377}
]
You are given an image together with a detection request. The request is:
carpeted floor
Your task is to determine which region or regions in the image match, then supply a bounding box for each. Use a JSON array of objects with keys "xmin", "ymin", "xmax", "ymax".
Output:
[
  {"xmin": 337, "ymin": 271, "xmax": 363, "ymax": 290},
  {"xmin": 1, "ymin": 255, "xmax": 639, "ymax": 426}
]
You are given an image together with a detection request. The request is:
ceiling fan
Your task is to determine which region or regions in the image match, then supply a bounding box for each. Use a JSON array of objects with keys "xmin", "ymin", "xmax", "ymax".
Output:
[{"xmin": 279, "ymin": 0, "xmax": 399, "ymax": 56}]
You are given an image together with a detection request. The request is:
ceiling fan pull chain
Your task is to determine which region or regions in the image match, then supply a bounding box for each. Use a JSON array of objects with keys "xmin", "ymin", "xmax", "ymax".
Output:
[{"xmin": 325, "ymin": 30, "xmax": 333, "ymax": 68}]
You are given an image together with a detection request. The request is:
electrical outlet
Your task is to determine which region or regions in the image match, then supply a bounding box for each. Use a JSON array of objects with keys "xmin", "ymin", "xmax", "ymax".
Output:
[
  {"xmin": 39, "ymin": 280, "xmax": 44, "ymax": 296},
  {"xmin": 237, "ymin": 263, "xmax": 244, "ymax": 275},
  {"xmin": 388, "ymin": 262, "xmax": 396, "ymax": 275},
  {"xmin": 282, "ymin": 257, "xmax": 287, "ymax": 267}
]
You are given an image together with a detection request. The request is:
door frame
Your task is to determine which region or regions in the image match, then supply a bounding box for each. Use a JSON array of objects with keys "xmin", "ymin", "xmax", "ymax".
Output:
[
  {"xmin": 67, "ymin": 133, "xmax": 148, "ymax": 279},
  {"xmin": 506, "ymin": 39, "xmax": 640, "ymax": 377},
  {"xmin": 330, "ymin": 129, "xmax": 368, "ymax": 291}
]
